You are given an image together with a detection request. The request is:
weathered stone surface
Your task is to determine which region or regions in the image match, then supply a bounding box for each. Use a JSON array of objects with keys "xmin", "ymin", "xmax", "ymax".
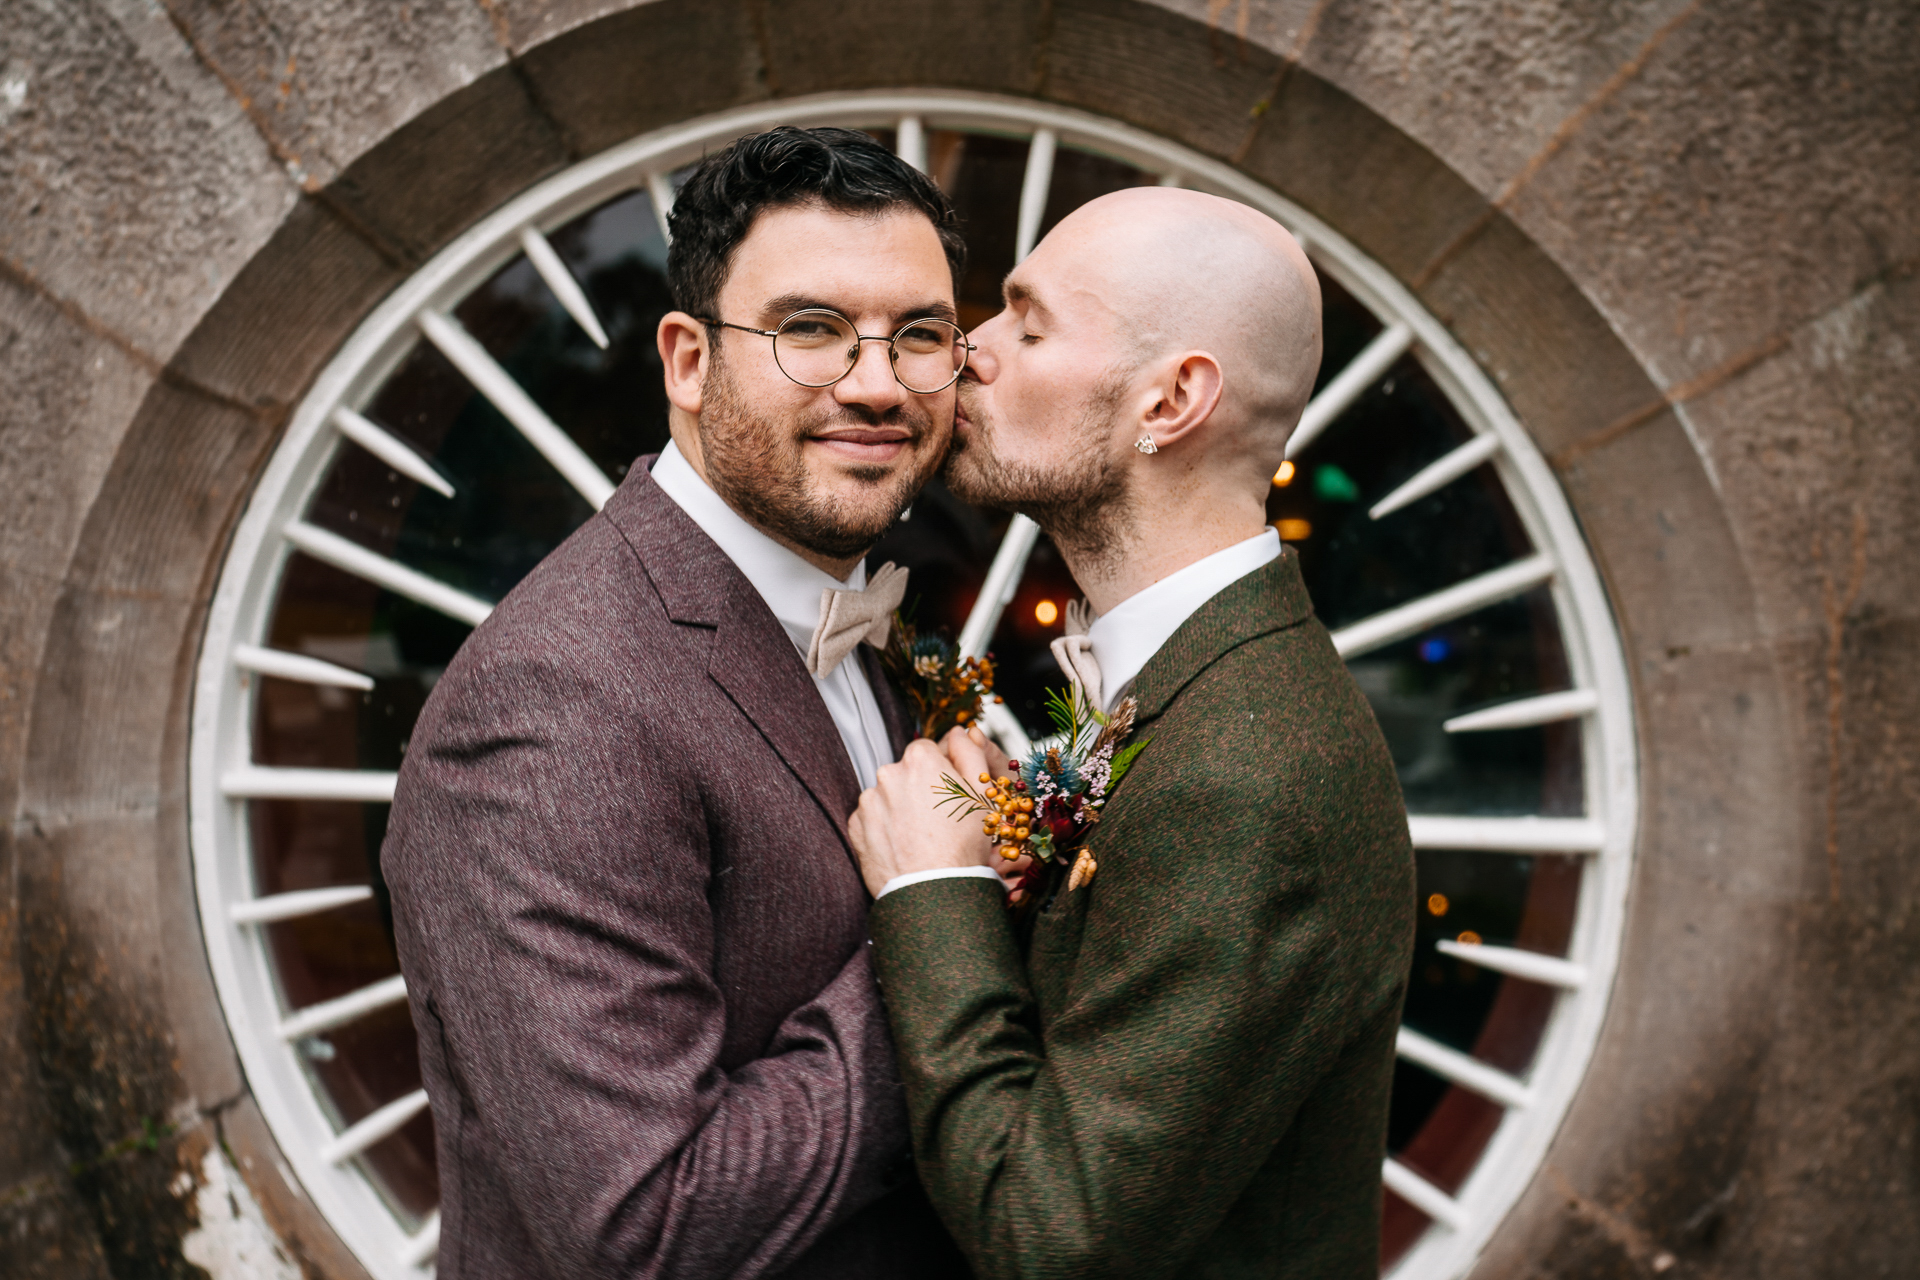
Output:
[
  {"xmin": 1554, "ymin": 410, "xmax": 1760, "ymax": 659},
  {"xmin": 485, "ymin": 0, "xmax": 655, "ymax": 55},
  {"xmin": 763, "ymin": 0, "xmax": 1046, "ymax": 98},
  {"xmin": 0, "ymin": 0, "xmax": 296, "ymax": 361},
  {"xmin": 161, "ymin": 0, "xmax": 507, "ymax": 191},
  {"xmin": 0, "ymin": 1174, "xmax": 114, "ymax": 1280},
  {"xmin": 1046, "ymin": 0, "xmax": 1282, "ymax": 164},
  {"xmin": 1504, "ymin": 0, "xmax": 1920, "ymax": 388},
  {"xmin": 323, "ymin": 65, "xmax": 569, "ymax": 263},
  {"xmin": 167, "ymin": 196, "xmax": 401, "ymax": 411},
  {"xmin": 1300, "ymin": 0, "xmax": 1696, "ymax": 198},
  {"xmin": 1238, "ymin": 65, "xmax": 1490, "ymax": 284},
  {"xmin": 218, "ymin": 1097, "xmax": 378, "ymax": 1280},
  {"xmin": 1419, "ymin": 209, "xmax": 1662, "ymax": 457},
  {"xmin": 515, "ymin": 0, "xmax": 769, "ymax": 160},
  {"xmin": 1675, "ymin": 272, "xmax": 1920, "ymax": 648}
]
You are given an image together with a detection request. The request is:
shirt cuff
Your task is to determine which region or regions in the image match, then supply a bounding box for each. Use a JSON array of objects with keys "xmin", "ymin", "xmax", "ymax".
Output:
[{"xmin": 876, "ymin": 865, "xmax": 1004, "ymax": 900}]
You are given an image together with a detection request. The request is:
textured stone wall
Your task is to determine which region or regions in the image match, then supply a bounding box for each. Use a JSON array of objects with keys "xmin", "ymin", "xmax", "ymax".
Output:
[{"xmin": 0, "ymin": 2, "xmax": 1912, "ymax": 1277}]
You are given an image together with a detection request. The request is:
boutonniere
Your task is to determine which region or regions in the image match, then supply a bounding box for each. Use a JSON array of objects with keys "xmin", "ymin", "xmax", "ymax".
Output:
[
  {"xmin": 936, "ymin": 688, "xmax": 1148, "ymax": 912},
  {"xmin": 876, "ymin": 612, "xmax": 1001, "ymax": 740}
]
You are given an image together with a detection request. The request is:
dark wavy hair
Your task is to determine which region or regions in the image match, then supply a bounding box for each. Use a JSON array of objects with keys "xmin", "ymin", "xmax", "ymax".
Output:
[{"xmin": 666, "ymin": 126, "xmax": 966, "ymax": 319}]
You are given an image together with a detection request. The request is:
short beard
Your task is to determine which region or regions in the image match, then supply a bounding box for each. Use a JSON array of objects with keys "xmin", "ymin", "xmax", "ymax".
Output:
[
  {"xmin": 944, "ymin": 370, "xmax": 1138, "ymax": 577},
  {"xmin": 697, "ymin": 346, "xmax": 935, "ymax": 563}
]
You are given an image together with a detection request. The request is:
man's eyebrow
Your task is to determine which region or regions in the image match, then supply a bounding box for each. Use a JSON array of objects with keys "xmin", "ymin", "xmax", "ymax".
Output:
[
  {"xmin": 1003, "ymin": 279, "xmax": 1045, "ymax": 316},
  {"xmin": 758, "ymin": 294, "xmax": 959, "ymax": 326}
]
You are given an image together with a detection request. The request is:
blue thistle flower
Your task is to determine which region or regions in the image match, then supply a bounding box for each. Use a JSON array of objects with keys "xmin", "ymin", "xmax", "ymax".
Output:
[{"xmin": 1021, "ymin": 745, "xmax": 1085, "ymax": 796}]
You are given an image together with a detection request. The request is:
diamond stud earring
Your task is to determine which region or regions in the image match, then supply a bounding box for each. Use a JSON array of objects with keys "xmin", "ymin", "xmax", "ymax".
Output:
[{"xmin": 1134, "ymin": 435, "xmax": 1159, "ymax": 455}]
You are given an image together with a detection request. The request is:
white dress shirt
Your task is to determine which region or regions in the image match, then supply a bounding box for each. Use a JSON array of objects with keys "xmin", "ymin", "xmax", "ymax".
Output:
[
  {"xmin": 876, "ymin": 526, "xmax": 1283, "ymax": 900},
  {"xmin": 650, "ymin": 441, "xmax": 896, "ymax": 791}
]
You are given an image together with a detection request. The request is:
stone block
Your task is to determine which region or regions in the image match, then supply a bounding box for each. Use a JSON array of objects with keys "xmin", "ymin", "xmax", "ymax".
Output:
[
  {"xmin": 762, "ymin": 0, "xmax": 1048, "ymax": 99},
  {"xmin": 1300, "ymin": 0, "xmax": 1695, "ymax": 198},
  {"xmin": 218, "ymin": 1096, "xmax": 378, "ymax": 1280},
  {"xmin": 515, "ymin": 0, "xmax": 770, "ymax": 160},
  {"xmin": 324, "ymin": 68, "xmax": 568, "ymax": 265},
  {"xmin": 61, "ymin": 382, "xmax": 277, "ymax": 606},
  {"xmin": 1046, "ymin": 0, "xmax": 1284, "ymax": 164},
  {"xmin": 485, "ymin": 0, "xmax": 656, "ymax": 54},
  {"xmin": 0, "ymin": 275, "xmax": 155, "ymax": 575},
  {"xmin": 1144, "ymin": 0, "xmax": 1327, "ymax": 58},
  {"xmin": 166, "ymin": 196, "xmax": 402, "ymax": 411},
  {"xmin": 161, "ymin": 0, "xmax": 507, "ymax": 191},
  {"xmin": 1236, "ymin": 64, "xmax": 1490, "ymax": 285},
  {"xmin": 0, "ymin": 0, "xmax": 296, "ymax": 360},
  {"xmin": 1554, "ymin": 409, "xmax": 1761, "ymax": 660},
  {"xmin": 1505, "ymin": 0, "xmax": 1920, "ymax": 388},
  {"xmin": 1674, "ymin": 272, "xmax": 1920, "ymax": 648},
  {"xmin": 19, "ymin": 588, "xmax": 197, "ymax": 822},
  {"xmin": 1417, "ymin": 210, "xmax": 1662, "ymax": 456}
]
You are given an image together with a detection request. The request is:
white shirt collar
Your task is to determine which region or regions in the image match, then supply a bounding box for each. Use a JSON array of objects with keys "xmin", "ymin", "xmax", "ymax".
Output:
[
  {"xmin": 1085, "ymin": 528, "xmax": 1282, "ymax": 711},
  {"xmin": 650, "ymin": 439, "xmax": 864, "ymax": 655}
]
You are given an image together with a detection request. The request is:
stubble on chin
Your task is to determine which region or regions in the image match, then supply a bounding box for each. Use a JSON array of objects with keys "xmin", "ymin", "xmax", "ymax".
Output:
[
  {"xmin": 697, "ymin": 350, "xmax": 939, "ymax": 562},
  {"xmin": 945, "ymin": 376, "xmax": 1137, "ymax": 575}
]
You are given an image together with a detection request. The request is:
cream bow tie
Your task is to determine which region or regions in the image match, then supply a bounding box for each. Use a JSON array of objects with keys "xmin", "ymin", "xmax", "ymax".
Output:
[
  {"xmin": 1049, "ymin": 598, "xmax": 1103, "ymax": 711},
  {"xmin": 806, "ymin": 561, "xmax": 909, "ymax": 678}
]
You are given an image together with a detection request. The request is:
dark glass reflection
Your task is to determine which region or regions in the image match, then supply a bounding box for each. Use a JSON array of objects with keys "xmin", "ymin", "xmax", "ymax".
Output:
[{"xmin": 250, "ymin": 138, "xmax": 1589, "ymax": 1242}]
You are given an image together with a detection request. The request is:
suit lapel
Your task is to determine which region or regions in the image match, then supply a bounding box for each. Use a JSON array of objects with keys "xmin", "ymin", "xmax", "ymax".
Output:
[
  {"xmin": 859, "ymin": 643, "xmax": 916, "ymax": 760},
  {"xmin": 603, "ymin": 459, "xmax": 863, "ymax": 846},
  {"xmin": 1128, "ymin": 548, "xmax": 1317, "ymax": 724}
]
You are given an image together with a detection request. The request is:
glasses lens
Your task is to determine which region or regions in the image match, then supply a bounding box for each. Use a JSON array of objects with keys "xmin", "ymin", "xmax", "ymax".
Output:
[
  {"xmin": 891, "ymin": 319, "xmax": 967, "ymax": 393},
  {"xmin": 773, "ymin": 310, "xmax": 859, "ymax": 387}
]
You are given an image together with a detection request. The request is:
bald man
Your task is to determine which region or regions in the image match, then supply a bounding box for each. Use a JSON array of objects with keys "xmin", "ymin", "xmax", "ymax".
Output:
[{"xmin": 848, "ymin": 189, "xmax": 1416, "ymax": 1279}]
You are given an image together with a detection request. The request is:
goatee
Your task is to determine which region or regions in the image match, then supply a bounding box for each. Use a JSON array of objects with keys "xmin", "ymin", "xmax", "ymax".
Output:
[{"xmin": 698, "ymin": 349, "xmax": 936, "ymax": 562}]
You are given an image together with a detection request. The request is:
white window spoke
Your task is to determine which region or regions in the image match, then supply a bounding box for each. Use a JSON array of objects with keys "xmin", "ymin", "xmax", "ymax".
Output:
[
  {"xmin": 1383, "ymin": 1159, "xmax": 1469, "ymax": 1232},
  {"xmin": 416, "ymin": 309, "xmax": 616, "ymax": 510},
  {"xmin": 1436, "ymin": 940, "xmax": 1589, "ymax": 989},
  {"xmin": 283, "ymin": 520, "xmax": 493, "ymax": 628},
  {"xmin": 220, "ymin": 766, "xmax": 399, "ymax": 803},
  {"xmin": 230, "ymin": 886, "xmax": 375, "ymax": 926},
  {"xmin": 1408, "ymin": 815, "xmax": 1606, "ymax": 854},
  {"xmin": 519, "ymin": 226, "xmax": 609, "ymax": 350},
  {"xmin": 399, "ymin": 1211, "xmax": 440, "ymax": 1269},
  {"xmin": 277, "ymin": 973, "xmax": 409, "ymax": 1042},
  {"xmin": 322, "ymin": 1089, "xmax": 432, "ymax": 1166},
  {"xmin": 1014, "ymin": 128, "xmax": 1057, "ymax": 262},
  {"xmin": 647, "ymin": 172, "xmax": 676, "ymax": 242},
  {"xmin": 1396, "ymin": 1026, "xmax": 1535, "ymax": 1110},
  {"xmin": 895, "ymin": 115, "xmax": 926, "ymax": 171},
  {"xmin": 1369, "ymin": 433, "xmax": 1502, "ymax": 520},
  {"xmin": 1284, "ymin": 320, "xmax": 1413, "ymax": 462},
  {"xmin": 1330, "ymin": 553, "xmax": 1554, "ymax": 660},
  {"xmin": 1444, "ymin": 688, "xmax": 1599, "ymax": 734},
  {"xmin": 332, "ymin": 407, "xmax": 455, "ymax": 498},
  {"xmin": 233, "ymin": 643, "xmax": 375, "ymax": 691}
]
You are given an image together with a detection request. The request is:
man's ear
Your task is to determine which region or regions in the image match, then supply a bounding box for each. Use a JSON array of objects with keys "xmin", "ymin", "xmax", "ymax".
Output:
[
  {"xmin": 1138, "ymin": 351, "xmax": 1224, "ymax": 452},
  {"xmin": 659, "ymin": 311, "xmax": 709, "ymax": 415}
]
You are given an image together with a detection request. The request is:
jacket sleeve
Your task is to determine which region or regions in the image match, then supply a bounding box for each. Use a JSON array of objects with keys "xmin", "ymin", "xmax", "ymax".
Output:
[
  {"xmin": 385, "ymin": 648, "xmax": 907, "ymax": 1280},
  {"xmin": 867, "ymin": 758, "xmax": 1398, "ymax": 1280}
]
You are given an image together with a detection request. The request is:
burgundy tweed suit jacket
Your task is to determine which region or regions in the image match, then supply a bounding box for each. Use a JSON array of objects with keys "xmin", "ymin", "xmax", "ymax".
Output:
[{"xmin": 383, "ymin": 459, "xmax": 968, "ymax": 1280}]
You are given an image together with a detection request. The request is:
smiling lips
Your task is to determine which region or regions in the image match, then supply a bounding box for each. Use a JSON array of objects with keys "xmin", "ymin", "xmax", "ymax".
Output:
[{"xmin": 810, "ymin": 426, "xmax": 914, "ymax": 464}]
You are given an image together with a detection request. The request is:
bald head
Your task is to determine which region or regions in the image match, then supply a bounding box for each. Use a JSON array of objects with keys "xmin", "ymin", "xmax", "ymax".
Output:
[{"xmin": 1027, "ymin": 187, "xmax": 1322, "ymax": 468}]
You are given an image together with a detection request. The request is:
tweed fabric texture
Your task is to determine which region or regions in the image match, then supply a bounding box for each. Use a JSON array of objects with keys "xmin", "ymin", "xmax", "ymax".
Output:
[
  {"xmin": 870, "ymin": 550, "xmax": 1416, "ymax": 1279},
  {"xmin": 383, "ymin": 459, "xmax": 966, "ymax": 1280}
]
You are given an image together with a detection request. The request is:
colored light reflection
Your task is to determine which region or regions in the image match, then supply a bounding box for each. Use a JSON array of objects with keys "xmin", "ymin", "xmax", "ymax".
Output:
[
  {"xmin": 1034, "ymin": 599, "xmax": 1059, "ymax": 626},
  {"xmin": 1427, "ymin": 893, "xmax": 1450, "ymax": 917},
  {"xmin": 1272, "ymin": 459, "xmax": 1296, "ymax": 486},
  {"xmin": 1274, "ymin": 518, "xmax": 1312, "ymax": 542}
]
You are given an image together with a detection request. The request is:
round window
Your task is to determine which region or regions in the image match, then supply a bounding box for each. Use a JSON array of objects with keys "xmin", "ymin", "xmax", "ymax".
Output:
[{"xmin": 189, "ymin": 91, "xmax": 1636, "ymax": 1280}]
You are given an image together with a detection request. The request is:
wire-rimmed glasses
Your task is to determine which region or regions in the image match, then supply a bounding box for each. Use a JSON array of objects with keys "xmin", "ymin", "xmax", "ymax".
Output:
[{"xmin": 697, "ymin": 307, "xmax": 975, "ymax": 394}]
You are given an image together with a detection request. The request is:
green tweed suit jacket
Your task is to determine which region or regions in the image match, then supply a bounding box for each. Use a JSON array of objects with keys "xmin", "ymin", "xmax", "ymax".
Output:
[{"xmin": 869, "ymin": 549, "xmax": 1416, "ymax": 1280}]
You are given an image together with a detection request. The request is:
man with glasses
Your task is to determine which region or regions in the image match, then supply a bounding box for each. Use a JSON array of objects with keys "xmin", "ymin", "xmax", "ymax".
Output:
[{"xmin": 383, "ymin": 127, "xmax": 972, "ymax": 1280}]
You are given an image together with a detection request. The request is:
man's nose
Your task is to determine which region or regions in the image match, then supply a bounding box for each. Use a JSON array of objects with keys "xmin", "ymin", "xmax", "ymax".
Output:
[{"xmin": 833, "ymin": 336, "xmax": 910, "ymax": 411}]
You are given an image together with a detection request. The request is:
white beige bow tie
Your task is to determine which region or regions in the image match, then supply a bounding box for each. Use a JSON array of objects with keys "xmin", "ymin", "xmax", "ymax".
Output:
[
  {"xmin": 806, "ymin": 561, "xmax": 909, "ymax": 678},
  {"xmin": 1049, "ymin": 598, "xmax": 1103, "ymax": 711}
]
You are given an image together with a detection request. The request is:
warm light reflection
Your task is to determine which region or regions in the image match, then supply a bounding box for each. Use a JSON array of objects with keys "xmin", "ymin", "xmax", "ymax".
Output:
[
  {"xmin": 1427, "ymin": 893, "xmax": 1450, "ymax": 917},
  {"xmin": 1274, "ymin": 518, "xmax": 1312, "ymax": 542},
  {"xmin": 1034, "ymin": 599, "xmax": 1059, "ymax": 626},
  {"xmin": 1271, "ymin": 459, "xmax": 1296, "ymax": 486},
  {"xmin": 1457, "ymin": 930, "xmax": 1483, "ymax": 946}
]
